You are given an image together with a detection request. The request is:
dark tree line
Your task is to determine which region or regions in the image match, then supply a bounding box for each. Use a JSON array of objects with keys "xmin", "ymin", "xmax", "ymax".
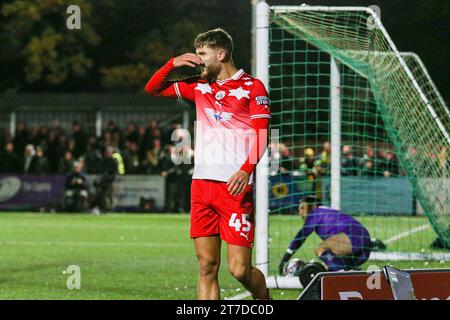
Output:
[{"xmin": 0, "ymin": 0, "xmax": 447, "ymax": 102}]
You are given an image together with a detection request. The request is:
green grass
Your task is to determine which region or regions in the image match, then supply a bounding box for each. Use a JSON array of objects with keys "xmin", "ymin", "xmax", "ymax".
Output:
[{"xmin": 0, "ymin": 213, "xmax": 448, "ymax": 300}]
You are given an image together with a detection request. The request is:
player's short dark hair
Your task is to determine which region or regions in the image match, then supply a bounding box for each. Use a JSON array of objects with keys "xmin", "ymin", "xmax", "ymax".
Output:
[
  {"xmin": 299, "ymin": 195, "xmax": 321, "ymax": 207},
  {"xmin": 194, "ymin": 28, "xmax": 234, "ymax": 60}
]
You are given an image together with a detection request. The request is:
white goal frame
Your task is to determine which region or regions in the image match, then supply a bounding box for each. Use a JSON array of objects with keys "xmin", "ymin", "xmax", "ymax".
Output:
[{"xmin": 255, "ymin": 2, "xmax": 450, "ymax": 290}]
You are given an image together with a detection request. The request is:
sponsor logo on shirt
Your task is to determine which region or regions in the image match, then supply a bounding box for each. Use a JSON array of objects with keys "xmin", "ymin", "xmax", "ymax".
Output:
[
  {"xmin": 256, "ymin": 96, "xmax": 270, "ymax": 105},
  {"xmin": 204, "ymin": 108, "xmax": 233, "ymax": 123}
]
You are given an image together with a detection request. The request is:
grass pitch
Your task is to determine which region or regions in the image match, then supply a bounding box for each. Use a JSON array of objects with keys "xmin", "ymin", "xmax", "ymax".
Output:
[{"xmin": 0, "ymin": 213, "xmax": 447, "ymax": 300}]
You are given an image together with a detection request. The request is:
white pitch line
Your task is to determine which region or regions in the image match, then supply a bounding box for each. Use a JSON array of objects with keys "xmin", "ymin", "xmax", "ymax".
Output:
[
  {"xmin": 370, "ymin": 251, "xmax": 450, "ymax": 261},
  {"xmin": 384, "ymin": 224, "xmax": 431, "ymax": 245},
  {"xmin": 0, "ymin": 240, "xmax": 191, "ymax": 248},
  {"xmin": 0, "ymin": 222, "xmax": 185, "ymax": 231},
  {"xmin": 225, "ymin": 291, "xmax": 252, "ymax": 300}
]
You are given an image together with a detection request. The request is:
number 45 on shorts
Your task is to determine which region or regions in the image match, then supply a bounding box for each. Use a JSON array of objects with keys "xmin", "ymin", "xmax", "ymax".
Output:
[{"xmin": 229, "ymin": 213, "xmax": 251, "ymax": 232}]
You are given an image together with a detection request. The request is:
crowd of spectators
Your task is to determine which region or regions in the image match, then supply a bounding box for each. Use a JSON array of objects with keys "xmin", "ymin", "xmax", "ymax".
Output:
[
  {"xmin": 0, "ymin": 123, "xmax": 414, "ymax": 181},
  {"xmin": 0, "ymin": 119, "xmax": 189, "ymax": 175},
  {"xmin": 273, "ymin": 141, "xmax": 406, "ymax": 178},
  {"xmin": 2, "ymin": 121, "xmax": 446, "ymax": 212},
  {"xmin": 0, "ymin": 120, "xmax": 193, "ymax": 213}
]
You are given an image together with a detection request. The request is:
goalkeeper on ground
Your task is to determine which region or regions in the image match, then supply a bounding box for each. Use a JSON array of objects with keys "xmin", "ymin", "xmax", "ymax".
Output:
[{"xmin": 279, "ymin": 195, "xmax": 372, "ymax": 273}]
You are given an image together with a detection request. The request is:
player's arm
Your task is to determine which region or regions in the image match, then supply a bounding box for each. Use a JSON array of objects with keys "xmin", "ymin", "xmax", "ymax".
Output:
[
  {"xmin": 227, "ymin": 118, "xmax": 269, "ymax": 195},
  {"xmin": 227, "ymin": 80, "xmax": 271, "ymax": 196},
  {"xmin": 279, "ymin": 220, "xmax": 315, "ymax": 275},
  {"xmin": 144, "ymin": 53, "xmax": 201, "ymax": 100},
  {"xmin": 240, "ymin": 118, "xmax": 270, "ymax": 175}
]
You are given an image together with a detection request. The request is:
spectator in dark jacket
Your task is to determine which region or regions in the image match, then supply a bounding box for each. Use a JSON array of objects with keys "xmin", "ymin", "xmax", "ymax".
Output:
[
  {"xmin": 13, "ymin": 123, "xmax": 29, "ymax": 156},
  {"xmin": 31, "ymin": 146, "xmax": 50, "ymax": 174},
  {"xmin": 341, "ymin": 145, "xmax": 361, "ymax": 176},
  {"xmin": 72, "ymin": 122, "xmax": 87, "ymax": 159},
  {"xmin": 58, "ymin": 151, "xmax": 74, "ymax": 174},
  {"xmin": 84, "ymin": 136, "xmax": 102, "ymax": 174},
  {"xmin": 62, "ymin": 161, "xmax": 90, "ymax": 212},
  {"xmin": 92, "ymin": 146, "xmax": 118, "ymax": 213},
  {"xmin": 123, "ymin": 141, "xmax": 142, "ymax": 174},
  {"xmin": 160, "ymin": 144, "xmax": 193, "ymax": 213},
  {"xmin": 141, "ymin": 139, "xmax": 163, "ymax": 174},
  {"xmin": 0, "ymin": 142, "xmax": 20, "ymax": 173}
]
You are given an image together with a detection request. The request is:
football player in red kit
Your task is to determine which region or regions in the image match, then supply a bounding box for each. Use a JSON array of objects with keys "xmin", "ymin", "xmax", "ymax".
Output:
[{"xmin": 145, "ymin": 28, "xmax": 270, "ymax": 300}]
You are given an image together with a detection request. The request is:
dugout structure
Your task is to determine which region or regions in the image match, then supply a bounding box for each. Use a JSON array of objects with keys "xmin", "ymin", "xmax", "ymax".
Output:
[{"xmin": 255, "ymin": 3, "xmax": 450, "ymax": 289}]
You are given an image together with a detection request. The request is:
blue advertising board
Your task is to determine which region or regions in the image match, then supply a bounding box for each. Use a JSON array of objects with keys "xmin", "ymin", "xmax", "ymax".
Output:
[{"xmin": 269, "ymin": 175, "xmax": 414, "ymax": 215}]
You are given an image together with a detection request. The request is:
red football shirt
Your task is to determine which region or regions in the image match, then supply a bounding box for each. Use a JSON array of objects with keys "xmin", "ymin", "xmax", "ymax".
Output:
[{"xmin": 146, "ymin": 60, "xmax": 271, "ymax": 184}]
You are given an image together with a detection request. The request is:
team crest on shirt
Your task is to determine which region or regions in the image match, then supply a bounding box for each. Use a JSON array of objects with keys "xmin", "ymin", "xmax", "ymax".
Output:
[
  {"xmin": 215, "ymin": 91, "xmax": 226, "ymax": 100},
  {"xmin": 204, "ymin": 108, "xmax": 233, "ymax": 123}
]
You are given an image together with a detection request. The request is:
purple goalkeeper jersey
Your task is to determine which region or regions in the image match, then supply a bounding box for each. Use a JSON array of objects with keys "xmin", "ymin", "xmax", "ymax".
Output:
[{"xmin": 288, "ymin": 206, "xmax": 371, "ymax": 253}]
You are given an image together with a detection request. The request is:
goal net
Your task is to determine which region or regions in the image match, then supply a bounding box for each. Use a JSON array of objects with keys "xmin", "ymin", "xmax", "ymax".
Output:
[{"xmin": 255, "ymin": 4, "xmax": 450, "ymax": 289}]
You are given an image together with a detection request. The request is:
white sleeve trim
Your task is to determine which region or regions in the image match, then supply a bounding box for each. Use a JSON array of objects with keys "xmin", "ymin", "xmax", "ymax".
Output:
[
  {"xmin": 174, "ymin": 82, "xmax": 182, "ymax": 100},
  {"xmin": 250, "ymin": 114, "xmax": 271, "ymax": 119}
]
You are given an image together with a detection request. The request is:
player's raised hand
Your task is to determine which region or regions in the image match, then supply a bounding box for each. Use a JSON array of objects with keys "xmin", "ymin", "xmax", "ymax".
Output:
[
  {"xmin": 173, "ymin": 53, "xmax": 202, "ymax": 68},
  {"xmin": 227, "ymin": 170, "xmax": 250, "ymax": 196}
]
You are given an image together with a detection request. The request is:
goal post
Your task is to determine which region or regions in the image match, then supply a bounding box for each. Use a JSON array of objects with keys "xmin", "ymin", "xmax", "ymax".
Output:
[
  {"xmin": 255, "ymin": 0, "xmax": 270, "ymax": 278},
  {"xmin": 330, "ymin": 57, "xmax": 341, "ymax": 211},
  {"xmin": 255, "ymin": 2, "xmax": 450, "ymax": 289}
]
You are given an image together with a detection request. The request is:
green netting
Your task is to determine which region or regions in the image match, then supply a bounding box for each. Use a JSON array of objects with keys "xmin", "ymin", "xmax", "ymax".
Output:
[{"xmin": 267, "ymin": 7, "xmax": 450, "ymax": 271}]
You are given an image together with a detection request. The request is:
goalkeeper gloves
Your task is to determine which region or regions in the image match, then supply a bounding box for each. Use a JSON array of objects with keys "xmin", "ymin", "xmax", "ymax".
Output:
[{"xmin": 278, "ymin": 250, "xmax": 294, "ymax": 275}]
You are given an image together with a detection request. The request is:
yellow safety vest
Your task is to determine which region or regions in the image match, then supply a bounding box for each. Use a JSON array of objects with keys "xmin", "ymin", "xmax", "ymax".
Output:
[{"xmin": 112, "ymin": 152, "xmax": 125, "ymax": 175}]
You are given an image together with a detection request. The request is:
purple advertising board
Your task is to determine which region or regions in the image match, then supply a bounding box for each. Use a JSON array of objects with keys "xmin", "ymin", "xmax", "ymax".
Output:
[{"xmin": 0, "ymin": 175, "xmax": 65, "ymax": 209}]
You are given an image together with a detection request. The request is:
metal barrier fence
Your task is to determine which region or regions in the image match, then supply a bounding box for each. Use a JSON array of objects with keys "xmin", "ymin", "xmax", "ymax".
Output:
[{"xmin": 0, "ymin": 93, "xmax": 191, "ymax": 135}]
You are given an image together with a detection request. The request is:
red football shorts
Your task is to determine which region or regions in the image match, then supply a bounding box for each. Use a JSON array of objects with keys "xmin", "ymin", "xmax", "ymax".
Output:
[{"xmin": 190, "ymin": 179, "xmax": 255, "ymax": 247}]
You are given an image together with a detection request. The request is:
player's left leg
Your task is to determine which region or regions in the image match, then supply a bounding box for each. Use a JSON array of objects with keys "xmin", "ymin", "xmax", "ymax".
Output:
[
  {"xmin": 227, "ymin": 244, "xmax": 269, "ymax": 300},
  {"xmin": 212, "ymin": 181, "xmax": 270, "ymax": 299},
  {"xmin": 194, "ymin": 236, "xmax": 222, "ymax": 300}
]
